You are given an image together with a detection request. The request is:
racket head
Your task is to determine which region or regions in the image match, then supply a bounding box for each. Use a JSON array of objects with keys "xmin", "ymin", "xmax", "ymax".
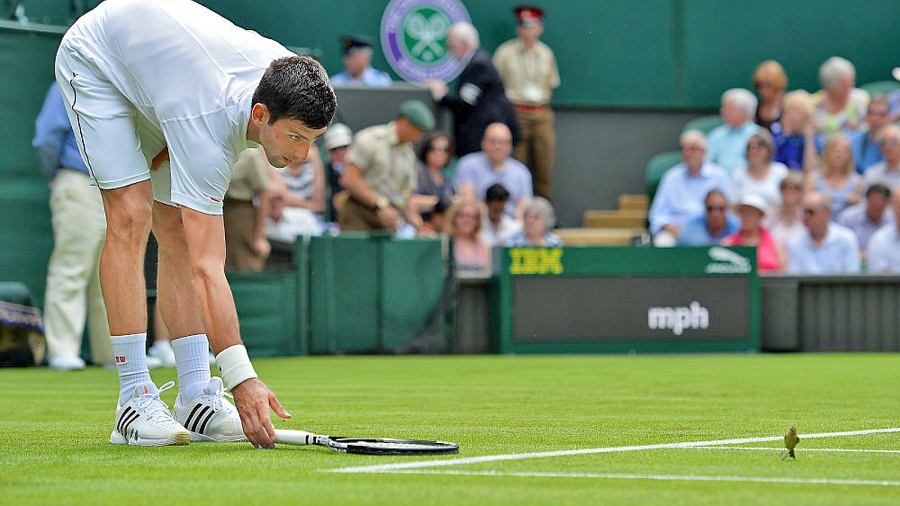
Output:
[{"xmin": 325, "ymin": 436, "xmax": 459, "ymax": 455}]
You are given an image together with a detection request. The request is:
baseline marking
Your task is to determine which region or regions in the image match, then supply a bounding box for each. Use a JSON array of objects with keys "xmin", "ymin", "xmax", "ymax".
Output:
[
  {"xmin": 326, "ymin": 427, "xmax": 900, "ymax": 474},
  {"xmin": 385, "ymin": 470, "xmax": 900, "ymax": 487}
]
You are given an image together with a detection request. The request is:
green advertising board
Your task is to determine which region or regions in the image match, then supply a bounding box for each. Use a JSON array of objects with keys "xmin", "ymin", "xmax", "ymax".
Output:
[{"xmin": 493, "ymin": 246, "xmax": 760, "ymax": 354}]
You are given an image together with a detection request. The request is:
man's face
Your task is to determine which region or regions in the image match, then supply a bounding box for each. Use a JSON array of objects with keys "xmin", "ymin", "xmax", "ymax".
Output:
[
  {"xmin": 395, "ymin": 117, "xmax": 424, "ymax": 143},
  {"xmin": 255, "ymin": 108, "xmax": 327, "ymax": 168},
  {"xmin": 329, "ymin": 145, "xmax": 348, "ymax": 164},
  {"xmin": 447, "ymin": 30, "xmax": 468, "ymax": 59},
  {"xmin": 866, "ymin": 102, "xmax": 891, "ymax": 133},
  {"xmin": 516, "ymin": 23, "xmax": 543, "ymax": 43},
  {"xmin": 482, "ymin": 126, "xmax": 513, "ymax": 164},
  {"xmin": 680, "ymin": 141, "xmax": 706, "ymax": 170},
  {"xmin": 705, "ymin": 193, "xmax": 728, "ymax": 231},
  {"xmin": 343, "ymin": 49, "xmax": 370, "ymax": 78},
  {"xmin": 866, "ymin": 193, "xmax": 889, "ymax": 221},
  {"xmin": 802, "ymin": 195, "xmax": 830, "ymax": 234},
  {"xmin": 879, "ymin": 127, "xmax": 900, "ymax": 164},
  {"xmin": 486, "ymin": 199, "xmax": 507, "ymax": 222},
  {"xmin": 721, "ymin": 99, "xmax": 748, "ymax": 127}
]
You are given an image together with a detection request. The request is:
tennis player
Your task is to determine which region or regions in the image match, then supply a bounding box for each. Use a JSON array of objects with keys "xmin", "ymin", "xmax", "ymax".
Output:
[{"xmin": 56, "ymin": 0, "xmax": 336, "ymax": 448}]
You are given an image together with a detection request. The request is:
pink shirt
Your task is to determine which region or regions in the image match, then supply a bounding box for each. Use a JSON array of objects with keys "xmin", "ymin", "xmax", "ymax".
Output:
[{"xmin": 723, "ymin": 227, "xmax": 781, "ymax": 273}]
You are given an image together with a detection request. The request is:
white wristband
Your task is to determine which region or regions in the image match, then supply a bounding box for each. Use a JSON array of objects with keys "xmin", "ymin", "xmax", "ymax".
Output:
[{"xmin": 215, "ymin": 345, "xmax": 257, "ymax": 390}]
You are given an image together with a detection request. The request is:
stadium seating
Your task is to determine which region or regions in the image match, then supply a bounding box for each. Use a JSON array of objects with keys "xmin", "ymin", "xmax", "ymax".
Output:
[
  {"xmin": 682, "ymin": 115, "xmax": 724, "ymax": 134},
  {"xmin": 860, "ymin": 80, "xmax": 900, "ymax": 97}
]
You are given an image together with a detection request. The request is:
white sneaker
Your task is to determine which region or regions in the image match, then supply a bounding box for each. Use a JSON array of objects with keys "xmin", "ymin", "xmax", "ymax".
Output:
[
  {"xmin": 148, "ymin": 341, "xmax": 176, "ymax": 368},
  {"xmin": 110, "ymin": 381, "xmax": 190, "ymax": 446},
  {"xmin": 49, "ymin": 354, "xmax": 86, "ymax": 371},
  {"xmin": 174, "ymin": 377, "xmax": 245, "ymax": 442}
]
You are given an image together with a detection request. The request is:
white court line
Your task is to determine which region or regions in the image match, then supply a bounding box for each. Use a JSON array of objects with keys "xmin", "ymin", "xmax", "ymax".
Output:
[
  {"xmin": 326, "ymin": 427, "xmax": 900, "ymax": 474},
  {"xmin": 385, "ymin": 470, "xmax": 900, "ymax": 487},
  {"xmin": 697, "ymin": 446, "xmax": 900, "ymax": 454}
]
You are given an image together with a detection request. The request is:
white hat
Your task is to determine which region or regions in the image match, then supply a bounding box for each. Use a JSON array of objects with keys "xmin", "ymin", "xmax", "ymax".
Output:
[
  {"xmin": 735, "ymin": 193, "xmax": 768, "ymax": 214},
  {"xmin": 323, "ymin": 123, "xmax": 353, "ymax": 151}
]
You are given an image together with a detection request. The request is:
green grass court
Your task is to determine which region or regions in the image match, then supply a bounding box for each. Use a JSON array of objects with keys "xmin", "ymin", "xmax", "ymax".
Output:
[{"xmin": 2, "ymin": 354, "xmax": 899, "ymax": 505}]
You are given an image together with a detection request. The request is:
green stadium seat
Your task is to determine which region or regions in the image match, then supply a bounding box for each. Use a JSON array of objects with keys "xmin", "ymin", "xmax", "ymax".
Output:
[
  {"xmin": 682, "ymin": 115, "xmax": 724, "ymax": 134},
  {"xmin": 645, "ymin": 150, "xmax": 683, "ymax": 203},
  {"xmin": 860, "ymin": 80, "xmax": 900, "ymax": 98}
]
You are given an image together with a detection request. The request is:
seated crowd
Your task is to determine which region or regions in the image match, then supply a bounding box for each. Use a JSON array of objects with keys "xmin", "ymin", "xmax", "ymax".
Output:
[{"xmin": 650, "ymin": 56, "xmax": 900, "ymax": 274}]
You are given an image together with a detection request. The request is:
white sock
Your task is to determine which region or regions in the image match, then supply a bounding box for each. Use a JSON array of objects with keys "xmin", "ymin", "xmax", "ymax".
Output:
[
  {"xmin": 111, "ymin": 333, "xmax": 153, "ymax": 405},
  {"xmin": 171, "ymin": 334, "xmax": 212, "ymax": 401}
]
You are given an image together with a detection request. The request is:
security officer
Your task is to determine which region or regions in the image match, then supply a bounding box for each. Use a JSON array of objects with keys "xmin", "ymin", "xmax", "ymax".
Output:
[
  {"xmin": 426, "ymin": 23, "xmax": 518, "ymax": 157},
  {"xmin": 338, "ymin": 100, "xmax": 435, "ymax": 232},
  {"xmin": 493, "ymin": 5, "xmax": 560, "ymax": 201},
  {"xmin": 330, "ymin": 34, "xmax": 393, "ymax": 87}
]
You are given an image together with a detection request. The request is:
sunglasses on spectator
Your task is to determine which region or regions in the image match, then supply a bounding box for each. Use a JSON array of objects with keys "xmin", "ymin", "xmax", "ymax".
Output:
[
  {"xmin": 706, "ymin": 205, "xmax": 727, "ymax": 212},
  {"xmin": 429, "ymin": 145, "xmax": 450, "ymax": 152},
  {"xmin": 803, "ymin": 208, "xmax": 821, "ymax": 216},
  {"xmin": 747, "ymin": 142, "xmax": 767, "ymax": 149},
  {"xmin": 782, "ymin": 184, "xmax": 802, "ymax": 191}
]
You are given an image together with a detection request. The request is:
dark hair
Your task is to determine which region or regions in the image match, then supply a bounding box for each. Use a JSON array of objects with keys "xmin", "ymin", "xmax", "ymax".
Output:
[
  {"xmin": 485, "ymin": 183, "xmax": 511, "ymax": 202},
  {"xmin": 251, "ymin": 56, "xmax": 337, "ymax": 129},
  {"xmin": 418, "ymin": 132, "xmax": 455, "ymax": 164},
  {"xmin": 704, "ymin": 188, "xmax": 727, "ymax": 204},
  {"xmin": 866, "ymin": 183, "xmax": 892, "ymax": 200}
]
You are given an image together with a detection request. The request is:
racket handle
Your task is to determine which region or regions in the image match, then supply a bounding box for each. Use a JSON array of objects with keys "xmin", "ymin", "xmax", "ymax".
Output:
[{"xmin": 274, "ymin": 429, "xmax": 318, "ymax": 446}]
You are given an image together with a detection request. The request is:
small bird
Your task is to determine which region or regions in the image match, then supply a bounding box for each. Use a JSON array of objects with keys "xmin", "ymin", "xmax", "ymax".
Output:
[{"xmin": 781, "ymin": 426, "xmax": 799, "ymax": 460}]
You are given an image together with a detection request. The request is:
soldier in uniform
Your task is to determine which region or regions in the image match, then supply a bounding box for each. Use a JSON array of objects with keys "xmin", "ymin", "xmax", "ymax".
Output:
[
  {"xmin": 330, "ymin": 34, "xmax": 393, "ymax": 87},
  {"xmin": 338, "ymin": 100, "xmax": 435, "ymax": 232},
  {"xmin": 426, "ymin": 23, "xmax": 518, "ymax": 157},
  {"xmin": 493, "ymin": 5, "xmax": 560, "ymax": 201}
]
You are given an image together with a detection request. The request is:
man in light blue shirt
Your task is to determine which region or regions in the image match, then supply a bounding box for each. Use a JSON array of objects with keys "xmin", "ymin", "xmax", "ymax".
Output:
[
  {"xmin": 867, "ymin": 189, "xmax": 900, "ymax": 273},
  {"xmin": 861, "ymin": 124, "xmax": 900, "ymax": 191},
  {"xmin": 848, "ymin": 95, "xmax": 890, "ymax": 174},
  {"xmin": 707, "ymin": 88, "xmax": 760, "ymax": 174},
  {"xmin": 677, "ymin": 190, "xmax": 740, "ymax": 246},
  {"xmin": 330, "ymin": 35, "xmax": 392, "ymax": 87},
  {"xmin": 649, "ymin": 130, "xmax": 732, "ymax": 244},
  {"xmin": 787, "ymin": 192, "xmax": 861, "ymax": 274},
  {"xmin": 455, "ymin": 123, "xmax": 533, "ymax": 219}
]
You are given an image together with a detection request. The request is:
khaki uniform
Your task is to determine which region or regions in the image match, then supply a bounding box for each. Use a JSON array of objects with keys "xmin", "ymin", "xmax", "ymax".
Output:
[
  {"xmin": 224, "ymin": 147, "xmax": 269, "ymax": 271},
  {"xmin": 493, "ymin": 39, "xmax": 560, "ymax": 201},
  {"xmin": 339, "ymin": 122, "xmax": 417, "ymax": 231}
]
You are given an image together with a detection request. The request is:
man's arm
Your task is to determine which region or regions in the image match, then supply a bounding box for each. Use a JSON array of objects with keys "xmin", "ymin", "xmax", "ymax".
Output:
[
  {"xmin": 180, "ymin": 207, "xmax": 290, "ymax": 448},
  {"xmin": 32, "ymin": 86, "xmax": 68, "ymax": 178},
  {"xmin": 340, "ymin": 163, "xmax": 401, "ymax": 229}
]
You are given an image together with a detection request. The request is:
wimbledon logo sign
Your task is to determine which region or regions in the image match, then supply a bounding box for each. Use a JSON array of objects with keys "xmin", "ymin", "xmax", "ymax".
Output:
[{"xmin": 381, "ymin": 0, "xmax": 471, "ymax": 82}]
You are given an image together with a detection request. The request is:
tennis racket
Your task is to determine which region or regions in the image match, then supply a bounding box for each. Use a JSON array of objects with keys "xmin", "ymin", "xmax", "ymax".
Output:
[{"xmin": 274, "ymin": 429, "xmax": 459, "ymax": 455}]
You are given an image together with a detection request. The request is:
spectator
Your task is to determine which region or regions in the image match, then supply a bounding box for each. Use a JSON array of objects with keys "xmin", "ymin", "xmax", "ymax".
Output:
[
  {"xmin": 866, "ymin": 187, "xmax": 900, "ymax": 273},
  {"xmin": 505, "ymin": 197, "xmax": 563, "ymax": 246},
  {"xmin": 707, "ymin": 88, "xmax": 760, "ymax": 173},
  {"xmin": 773, "ymin": 90, "xmax": 823, "ymax": 172},
  {"xmin": 479, "ymin": 183, "xmax": 522, "ymax": 246},
  {"xmin": 808, "ymin": 133, "xmax": 861, "ymax": 217},
  {"xmin": 763, "ymin": 172, "xmax": 807, "ymax": 248},
  {"xmin": 493, "ymin": 4, "xmax": 561, "ymax": 201},
  {"xmin": 224, "ymin": 146, "xmax": 271, "ymax": 271},
  {"xmin": 322, "ymin": 123, "xmax": 353, "ymax": 223},
  {"xmin": 751, "ymin": 60, "xmax": 788, "ymax": 132},
  {"xmin": 787, "ymin": 192, "xmax": 860, "ymax": 274},
  {"xmin": 266, "ymin": 144, "xmax": 326, "ymax": 241},
  {"xmin": 849, "ymin": 94, "xmax": 891, "ymax": 174},
  {"xmin": 723, "ymin": 194, "xmax": 787, "ymax": 273},
  {"xmin": 836, "ymin": 183, "xmax": 893, "ymax": 257},
  {"xmin": 338, "ymin": 100, "xmax": 434, "ymax": 232},
  {"xmin": 447, "ymin": 199, "xmax": 491, "ymax": 276},
  {"xmin": 32, "ymin": 83, "xmax": 112, "ymax": 370},
  {"xmin": 648, "ymin": 130, "xmax": 731, "ymax": 245},
  {"xmin": 406, "ymin": 132, "xmax": 456, "ymax": 229},
  {"xmin": 812, "ymin": 56, "xmax": 869, "ymax": 135},
  {"xmin": 426, "ymin": 23, "xmax": 518, "ymax": 156},
  {"xmin": 455, "ymin": 122, "xmax": 533, "ymax": 220},
  {"xmin": 862, "ymin": 124, "xmax": 900, "ymax": 191},
  {"xmin": 677, "ymin": 190, "xmax": 740, "ymax": 246},
  {"xmin": 733, "ymin": 130, "xmax": 789, "ymax": 209},
  {"xmin": 330, "ymin": 35, "xmax": 392, "ymax": 87},
  {"xmin": 418, "ymin": 197, "xmax": 452, "ymax": 237}
]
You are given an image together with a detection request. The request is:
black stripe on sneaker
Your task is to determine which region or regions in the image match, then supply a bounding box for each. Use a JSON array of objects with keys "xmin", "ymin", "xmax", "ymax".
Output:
[
  {"xmin": 118, "ymin": 407, "xmax": 134, "ymax": 432},
  {"xmin": 185, "ymin": 404, "xmax": 203, "ymax": 429},
  {"xmin": 120, "ymin": 411, "xmax": 139, "ymax": 434},
  {"xmin": 122, "ymin": 413, "xmax": 141, "ymax": 434},
  {"xmin": 197, "ymin": 410, "xmax": 215, "ymax": 435},
  {"xmin": 191, "ymin": 406, "xmax": 211, "ymax": 432}
]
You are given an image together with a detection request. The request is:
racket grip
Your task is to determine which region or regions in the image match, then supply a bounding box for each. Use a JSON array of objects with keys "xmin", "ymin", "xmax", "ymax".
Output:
[{"xmin": 274, "ymin": 429, "xmax": 318, "ymax": 445}]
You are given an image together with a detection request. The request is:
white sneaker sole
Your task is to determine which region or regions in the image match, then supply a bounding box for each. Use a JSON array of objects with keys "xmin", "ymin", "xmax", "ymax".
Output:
[
  {"xmin": 109, "ymin": 429, "xmax": 191, "ymax": 446},
  {"xmin": 188, "ymin": 431, "xmax": 247, "ymax": 442}
]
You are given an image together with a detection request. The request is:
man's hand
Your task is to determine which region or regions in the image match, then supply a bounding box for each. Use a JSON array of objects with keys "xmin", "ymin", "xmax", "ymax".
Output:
[
  {"xmin": 151, "ymin": 147, "xmax": 169, "ymax": 171},
  {"xmin": 377, "ymin": 205, "xmax": 402, "ymax": 232},
  {"xmin": 253, "ymin": 235, "xmax": 271, "ymax": 258},
  {"xmin": 230, "ymin": 378, "xmax": 291, "ymax": 449},
  {"xmin": 425, "ymin": 80, "xmax": 448, "ymax": 101}
]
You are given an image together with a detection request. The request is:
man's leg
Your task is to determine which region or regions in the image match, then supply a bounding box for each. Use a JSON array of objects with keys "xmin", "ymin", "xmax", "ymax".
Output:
[{"xmin": 531, "ymin": 108, "xmax": 556, "ymax": 201}]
